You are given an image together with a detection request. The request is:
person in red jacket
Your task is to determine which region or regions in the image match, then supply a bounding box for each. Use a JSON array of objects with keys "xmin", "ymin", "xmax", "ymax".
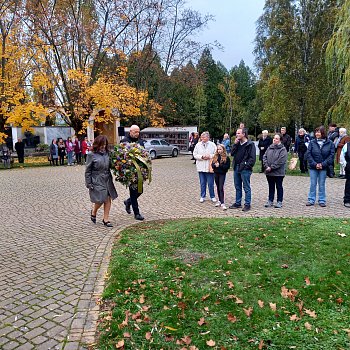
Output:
[{"xmin": 82, "ymin": 136, "xmax": 89, "ymax": 163}]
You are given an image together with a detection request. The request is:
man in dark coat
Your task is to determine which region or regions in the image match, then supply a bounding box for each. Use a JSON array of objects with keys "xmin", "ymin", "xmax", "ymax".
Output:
[
  {"xmin": 280, "ymin": 127, "xmax": 291, "ymax": 152},
  {"xmin": 15, "ymin": 138, "xmax": 25, "ymax": 163},
  {"xmin": 327, "ymin": 123, "xmax": 339, "ymax": 178},
  {"xmin": 258, "ymin": 130, "xmax": 272, "ymax": 173},
  {"xmin": 294, "ymin": 128, "xmax": 310, "ymax": 173},
  {"xmin": 121, "ymin": 125, "xmax": 146, "ymax": 221},
  {"xmin": 229, "ymin": 127, "xmax": 256, "ymax": 212}
]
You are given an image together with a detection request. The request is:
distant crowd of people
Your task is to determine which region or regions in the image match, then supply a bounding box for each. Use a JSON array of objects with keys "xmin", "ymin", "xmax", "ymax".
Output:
[
  {"xmin": 49, "ymin": 136, "xmax": 93, "ymax": 166},
  {"xmin": 192, "ymin": 122, "xmax": 350, "ymax": 211}
]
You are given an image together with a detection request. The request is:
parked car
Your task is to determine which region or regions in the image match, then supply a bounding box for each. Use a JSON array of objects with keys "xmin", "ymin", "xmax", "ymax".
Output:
[{"xmin": 144, "ymin": 139, "xmax": 179, "ymax": 159}]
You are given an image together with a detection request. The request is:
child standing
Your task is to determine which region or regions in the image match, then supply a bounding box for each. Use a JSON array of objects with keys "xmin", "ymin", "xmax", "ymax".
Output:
[{"xmin": 211, "ymin": 144, "xmax": 230, "ymax": 209}]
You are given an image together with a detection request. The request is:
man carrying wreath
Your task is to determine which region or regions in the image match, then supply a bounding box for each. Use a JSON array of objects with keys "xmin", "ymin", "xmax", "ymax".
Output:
[{"xmin": 121, "ymin": 125, "xmax": 146, "ymax": 220}]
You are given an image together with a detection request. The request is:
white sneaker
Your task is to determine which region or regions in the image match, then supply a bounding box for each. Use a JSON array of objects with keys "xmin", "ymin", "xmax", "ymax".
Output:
[
  {"xmin": 221, "ymin": 204, "xmax": 227, "ymax": 210},
  {"xmin": 211, "ymin": 198, "xmax": 217, "ymax": 203},
  {"xmin": 215, "ymin": 201, "xmax": 221, "ymax": 207},
  {"xmin": 199, "ymin": 198, "xmax": 205, "ymax": 203}
]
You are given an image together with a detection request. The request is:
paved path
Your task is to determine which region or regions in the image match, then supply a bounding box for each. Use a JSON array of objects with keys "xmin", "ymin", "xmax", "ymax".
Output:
[{"xmin": 0, "ymin": 157, "xmax": 348, "ymax": 349}]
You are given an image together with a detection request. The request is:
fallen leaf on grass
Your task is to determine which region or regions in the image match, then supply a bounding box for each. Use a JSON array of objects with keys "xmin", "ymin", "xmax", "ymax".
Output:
[
  {"xmin": 177, "ymin": 291, "xmax": 183, "ymax": 299},
  {"xmin": 304, "ymin": 322, "xmax": 312, "ymax": 330},
  {"xmin": 206, "ymin": 339, "xmax": 216, "ymax": 347},
  {"xmin": 164, "ymin": 326, "xmax": 178, "ymax": 331},
  {"xmin": 227, "ymin": 313, "xmax": 237, "ymax": 323},
  {"xmin": 123, "ymin": 332, "xmax": 131, "ymax": 338},
  {"xmin": 243, "ymin": 307, "xmax": 253, "ymax": 317},
  {"xmin": 305, "ymin": 309, "xmax": 317, "ymax": 318},
  {"xmin": 281, "ymin": 286, "xmax": 298, "ymax": 301},
  {"xmin": 145, "ymin": 332, "xmax": 152, "ymax": 340},
  {"xmin": 290, "ymin": 314, "xmax": 300, "ymax": 321},
  {"xmin": 201, "ymin": 294, "xmax": 210, "ymax": 301},
  {"xmin": 281, "ymin": 264, "xmax": 289, "ymax": 269},
  {"xmin": 198, "ymin": 317, "xmax": 206, "ymax": 326},
  {"xmin": 139, "ymin": 294, "xmax": 145, "ymax": 304},
  {"xmin": 259, "ymin": 339, "xmax": 264, "ymax": 349},
  {"xmin": 227, "ymin": 281, "xmax": 234, "ymax": 289},
  {"xmin": 317, "ymin": 298, "xmax": 324, "ymax": 303},
  {"xmin": 337, "ymin": 232, "xmax": 347, "ymax": 237},
  {"xmin": 258, "ymin": 300, "xmax": 264, "ymax": 308},
  {"xmin": 116, "ymin": 339, "xmax": 124, "ymax": 348},
  {"xmin": 181, "ymin": 335, "xmax": 192, "ymax": 345},
  {"xmin": 269, "ymin": 303, "xmax": 277, "ymax": 312},
  {"xmin": 305, "ymin": 276, "xmax": 311, "ymax": 285},
  {"xmin": 336, "ymin": 298, "xmax": 344, "ymax": 304}
]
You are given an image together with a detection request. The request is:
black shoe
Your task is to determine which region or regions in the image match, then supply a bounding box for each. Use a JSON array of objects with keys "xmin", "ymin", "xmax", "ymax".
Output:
[
  {"xmin": 91, "ymin": 210, "xmax": 96, "ymax": 224},
  {"xmin": 242, "ymin": 205, "xmax": 251, "ymax": 212},
  {"xmin": 344, "ymin": 203, "xmax": 350, "ymax": 208},
  {"xmin": 135, "ymin": 214, "xmax": 144, "ymax": 221},
  {"xmin": 306, "ymin": 202, "xmax": 314, "ymax": 206},
  {"xmin": 124, "ymin": 200, "xmax": 131, "ymax": 214},
  {"xmin": 102, "ymin": 219, "xmax": 113, "ymax": 227},
  {"xmin": 319, "ymin": 203, "xmax": 326, "ymax": 207},
  {"xmin": 229, "ymin": 203, "xmax": 242, "ymax": 209}
]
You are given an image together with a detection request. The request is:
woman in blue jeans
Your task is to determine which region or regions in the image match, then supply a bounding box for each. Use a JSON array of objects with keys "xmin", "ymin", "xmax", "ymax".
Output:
[{"xmin": 306, "ymin": 126, "xmax": 335, "ymax": 207}]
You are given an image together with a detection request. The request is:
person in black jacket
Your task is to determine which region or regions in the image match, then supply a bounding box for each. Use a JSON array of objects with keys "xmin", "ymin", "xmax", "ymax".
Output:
[
  {"xmin": 15, "ymin": 138, "xmax": 25, "ymax": 163},
  {"xmin": 211, "ymin": 144, "xmax": 230, "ymax": 210},
  {"xmin": 121, "ymin": 125, "xmax": 146, "ymax": 221},
  {"xmin": 258, "ymin": 130, "xmax": 272, "ymax": 173},
  {"xmin": 229, "ymin": 127, "xmax": 256, "ymax": 211},
  {"xmin": 294, "ymin": 128, "xmax": 310, "ymax": 173},
  {"xmin": 280, "ymin": 127, "xmax": 292, "ymax": 152},
  {"xmin": 306, "ymin": 126, "xmax": 335, "ymax": 207}
]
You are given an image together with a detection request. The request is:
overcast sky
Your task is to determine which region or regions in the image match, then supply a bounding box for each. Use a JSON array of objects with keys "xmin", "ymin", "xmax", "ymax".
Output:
[{"xmin": 187, "ymin": 0, "xmax": 266, "ymax": 70}]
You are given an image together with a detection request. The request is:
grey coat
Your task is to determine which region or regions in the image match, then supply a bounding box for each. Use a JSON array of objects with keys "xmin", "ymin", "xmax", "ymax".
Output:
[
  {"xmin": 85, "ymin": 152, "xmax": 118, "ymax": 203},
  {"xmin": 263, "ymin": 143, "xmax": 288, "ymax": 176}
]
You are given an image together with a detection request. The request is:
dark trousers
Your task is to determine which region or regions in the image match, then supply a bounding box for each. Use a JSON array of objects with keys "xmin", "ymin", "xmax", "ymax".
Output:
[
  {"xmin": 344, "ymin": 175, "xmax": 350, "ymax": 204},
  {"xmin": 59, "ymin": 155, "xmax": 65, "ymax": 165},
  {"xmin": 18, "ymin": 155, "xmax": 24, "ymax": 163},
  {"xmin": 75, "ymin": 152, "xmax": 82, "ymax": 164},
  {"xmin": 266, "ymin": 176, "xmax": 284, "ymax": 202},
  {"xmin": 260, "ymin": 160, "xmax": 264, "ymax": 172},
  {"xmin": 214, "ymin": 173, "xmax": 226, "ymax": 204},
  {"xmin": 51, "ymin": 158, "xmax": 58, "ymax": 166},
  {"xmin": 298, "ymin": 152, "xmax": 308, "ymax": 173},
  {"xmin": 126, "ymin": 185, "xmax": 143, "ymax": 215}
]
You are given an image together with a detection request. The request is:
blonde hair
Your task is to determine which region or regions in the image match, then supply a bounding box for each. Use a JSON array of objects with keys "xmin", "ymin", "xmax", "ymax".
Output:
[{"xmin": 213, "ymin": 144, "xmax": 228, "ymax": 164}]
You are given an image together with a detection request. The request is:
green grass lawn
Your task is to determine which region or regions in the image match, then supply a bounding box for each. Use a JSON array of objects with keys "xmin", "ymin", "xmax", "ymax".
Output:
[{"xmin": 97, "ymin": 218, "xmax": 350, "ymax": 350}]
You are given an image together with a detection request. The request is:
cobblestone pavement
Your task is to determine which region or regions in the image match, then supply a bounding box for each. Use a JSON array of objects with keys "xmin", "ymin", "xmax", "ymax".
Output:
[{"xmin": 0, "ymin": 157, "xmax": 348, "ymax": 349}]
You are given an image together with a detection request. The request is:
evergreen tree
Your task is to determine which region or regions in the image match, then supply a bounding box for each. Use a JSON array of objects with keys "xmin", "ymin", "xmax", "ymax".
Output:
[{"xmin": 197, "ymin": 48, "xmax": 225, "ymax": 138}]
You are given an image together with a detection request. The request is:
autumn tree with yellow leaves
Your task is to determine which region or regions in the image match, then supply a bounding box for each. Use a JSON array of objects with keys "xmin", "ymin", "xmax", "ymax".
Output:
[{"xmin": 0, "ymin": 0, "xmax": 48, "ymax": 143}]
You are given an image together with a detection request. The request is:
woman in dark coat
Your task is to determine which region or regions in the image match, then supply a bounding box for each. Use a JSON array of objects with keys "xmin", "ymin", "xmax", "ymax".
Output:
[
  {"xmin": 50, "ymin": 139, "xmax": 58, "ymax": 166},
  {"xmin": 85, "ymin": 135, "xmax": 118, "ymax": 227},
  {"xmin": 263, "ymin": 134, "xmax": 288, "ymax": 208},
  {"xmin": 306, "ymin": 126, "xmax": 335, "ymax": 207}
]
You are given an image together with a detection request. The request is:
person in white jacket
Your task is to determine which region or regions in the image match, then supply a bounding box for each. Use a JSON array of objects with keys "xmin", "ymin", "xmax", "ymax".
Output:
[
  {"xmin": 340, "ymin": 141, "xmax": 350, "ymax": 207},
  {"xmin": 193, "ymin": 131, "xmax": 217, "ymax": 202}
]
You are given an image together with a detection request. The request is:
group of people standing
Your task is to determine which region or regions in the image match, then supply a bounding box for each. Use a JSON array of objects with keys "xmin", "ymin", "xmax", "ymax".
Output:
[
  {"xmin": 193, "ymin": 123, "xmax": 350, "ymax": 211},
  {"xmin": 49, "ymin": 136, "xmax": 92, "ymax": 166}
]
